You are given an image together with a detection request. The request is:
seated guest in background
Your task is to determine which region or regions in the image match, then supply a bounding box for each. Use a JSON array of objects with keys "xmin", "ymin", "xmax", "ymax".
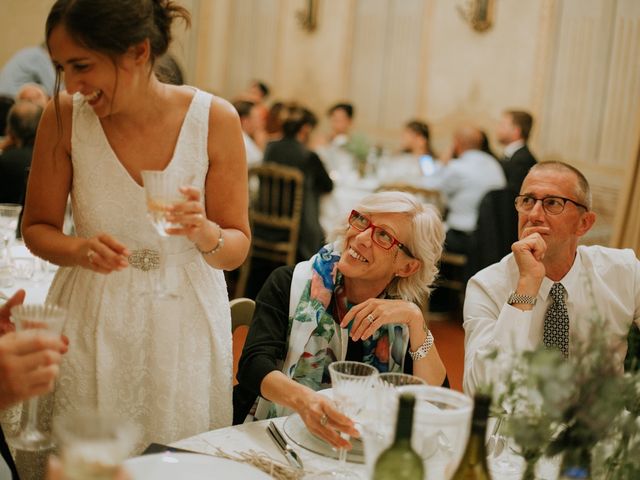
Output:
[
  {"xmin": 234, "ymin": 192, "xmax": 448, "ymax": 447},
  {"xmin": 264, "ymin": 101, "xmax": 284, "ymax": 142},
  {"xmin": 463, "ymin": 161, "xmax": 640, "ymax": 394},
  {"xmin": 479, "ymin": 129, "xmax": 497, "ymax": 159},
  {"xmin": 422, "ymin": 125, "xmax": 506, "ymax": 255},
  {"xmin": 0, "ymin": 44, "xmax": 56, "ymax": 99},
  {"xmin": 16, "ymin": 83, "xmax": 49, "ymax": 108},
  {"xmin": 245, "ymin": 79, "xmax": 270, "ymax": 124},
  {"xmin": 0, "ymin": 290, "xmax": 67, "ymax": 479},
  {"xmin": 264, "ymin": 104, "xmax": 333, "ymax": 261},
  {"xmin": 232, "ymin": 100, "xmax": 265, "ymax": 167},
  {"xmin": 326, "ymin": 102, "xmax": 354, "ymax": 148},
  {"xmin": 245, "ymin": 104, "xmax": 333, "ymax": 299},
  {"xmin": 153, "ymin": 53, "xmax": 184, "ymax": 85},
  {"xmin": 402, "ymin": 120, "xmax": 435, "ymax": 158},
  {"xmin": 496, "ymin": 109, "xmax": 537, "ymax": 191},
  {"xmin": 0, "ymin": 100, "xmax": 43, "ymax": 204}
]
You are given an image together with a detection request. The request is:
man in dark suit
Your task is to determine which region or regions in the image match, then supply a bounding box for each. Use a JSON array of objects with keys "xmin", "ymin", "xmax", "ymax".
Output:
[
  {"xmin": 496, "ymin": 110, "xmax": 537, "ymax": 192},
  {"xmin": 0, "ymin": 100, "xmax": 43, "ymax": 205}
]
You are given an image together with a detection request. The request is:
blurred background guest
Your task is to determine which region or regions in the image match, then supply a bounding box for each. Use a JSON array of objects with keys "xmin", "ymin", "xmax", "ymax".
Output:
[
  {"xmin": 264, "ymin": 101, "xmax": 284, "ymax": 142},
  {"xmin": 326, "ymin": 102, "xmax": 354, "ymax": 148},
  {"xmin": 423, "ymin": 125, "xmax": 506, "ymax": 255},
  {"xmin": 15, "ymin": 83, "xmax": 49, "ymax": 109},
  {"xmin": 402, "ymin": 119, "xmax": 435, "ymax": 157},
  {"xmin": 153, "ymin": 52, "xmax": 184, "ymax": 86},
  {"xmin": 0, "ymin": 100, "xmax": 43, "ymax": 205},
  {"xmin": 232, "ymin": 100, "xmax": 265, "ymax": 167},
  {"xmin": 496, "ymin": 109, "xmax": 537, "ymax": 191},
  {"xmin": 0, "ymin": 44, "xmax": 56, "ymax": 99},
  {"xmin": 245, "ymin": 104, "xmax": 333, "ymax": 299}
]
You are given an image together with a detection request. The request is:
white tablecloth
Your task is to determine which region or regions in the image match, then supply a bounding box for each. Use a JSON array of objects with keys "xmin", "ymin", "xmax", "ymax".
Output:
[
  {"xmin": 173, "ymin": 417, "xmax": 367, "ymax": 479},
  {"xmin": 0, "ymin": 243, "xmax": 56, "ymax": 305}
]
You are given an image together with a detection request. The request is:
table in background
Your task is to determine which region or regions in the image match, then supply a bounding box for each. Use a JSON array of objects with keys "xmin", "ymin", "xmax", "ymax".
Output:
[{"xmin": 0, "ymin": 243, "xmax": 56, "ymax": 304}]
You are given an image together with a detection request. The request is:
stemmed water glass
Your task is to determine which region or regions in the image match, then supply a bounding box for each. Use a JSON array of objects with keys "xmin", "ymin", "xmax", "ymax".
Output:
[
  {"xmin": 140, "ymin": 170, "xmax": 194, "ymax": 299},
  {"xmin": 0, "ymin": 204, "xmax": 22, "ymax": 288},
  {"xmin": 486, "ymin": 414, "xmax": 523, "ymax": 477},
  {"xmin": 322, "ymin": 361, "xmax": 378, "ymax": 479},
  {"xmin": 7, "ymin": 303, "xmax": 67, "ymax": 451}
]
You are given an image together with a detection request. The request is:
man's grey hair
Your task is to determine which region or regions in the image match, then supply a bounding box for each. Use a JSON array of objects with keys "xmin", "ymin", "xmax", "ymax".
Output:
[{"xmin": 529, "ymin": 161, "xmax": 592, "ymax": 210}]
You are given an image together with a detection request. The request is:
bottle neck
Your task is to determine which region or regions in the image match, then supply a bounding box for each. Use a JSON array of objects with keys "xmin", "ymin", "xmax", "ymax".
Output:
[{"xmin": 394, "ymin": 397, "xmax": 415, "ymax": 443}]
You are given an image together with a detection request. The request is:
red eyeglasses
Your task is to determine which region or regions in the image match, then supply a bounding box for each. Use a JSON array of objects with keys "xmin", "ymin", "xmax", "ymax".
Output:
[{"xmin": 348, "ymin": 210, "xmax": 415, "ymax": 258}]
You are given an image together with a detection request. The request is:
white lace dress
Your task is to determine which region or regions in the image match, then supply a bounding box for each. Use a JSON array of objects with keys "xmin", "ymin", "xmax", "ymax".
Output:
[{"xmin": 47, "ymin": 89, "xmax": 232, "ymax": 448}]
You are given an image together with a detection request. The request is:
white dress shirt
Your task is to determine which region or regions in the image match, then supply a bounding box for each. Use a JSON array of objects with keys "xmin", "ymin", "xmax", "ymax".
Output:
[
  {"xmin": 242, "ymin": 132, "xmax": 263, "ymax": 168},
  {"xmin": 420, "ymin": 149, "xmax": 506, "ymax": 232},
  {"xmin": 463, "ymin": 245, "xmax": 640, "ymax": 394},
  {"xmin": 502, "ymin": 139, "xmax": 525, "ymax": 159}
]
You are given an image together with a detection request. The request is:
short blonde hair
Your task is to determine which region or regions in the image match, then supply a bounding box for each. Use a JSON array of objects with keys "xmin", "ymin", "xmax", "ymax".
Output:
[{"xmin": 329, "ymin": 191, "xmax": 445, "ymax": 305}]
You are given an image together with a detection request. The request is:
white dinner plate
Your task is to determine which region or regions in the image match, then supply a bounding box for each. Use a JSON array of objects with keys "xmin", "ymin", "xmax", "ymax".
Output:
[{"xmin": 123, "ymin": 452, "xmax": 271, "ymax": 479}]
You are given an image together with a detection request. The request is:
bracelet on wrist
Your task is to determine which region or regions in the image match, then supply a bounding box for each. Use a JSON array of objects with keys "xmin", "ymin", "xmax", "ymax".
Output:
[
  {"xmin": 408, "ymin": 330, "xmax": 434, "ymax": 361},
  {"xmin": 197, "ymin": 222, "xmax": 224, "ymax": 256}
]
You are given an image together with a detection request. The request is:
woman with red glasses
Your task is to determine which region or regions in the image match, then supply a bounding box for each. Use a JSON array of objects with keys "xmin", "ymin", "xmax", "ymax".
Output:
[{"xmin": 233, "ymin": 191, "xmax": 448, "ymax": 448}]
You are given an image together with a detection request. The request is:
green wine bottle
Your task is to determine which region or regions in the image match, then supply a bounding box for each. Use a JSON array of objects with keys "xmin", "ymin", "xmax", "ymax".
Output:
[
  {"xmin": 450, "ymin": 394, "xmax": 492, "ymax": 480},
  {"xmin": 373, "ymin": 393, "xmax": 424, "ymax": 480}
]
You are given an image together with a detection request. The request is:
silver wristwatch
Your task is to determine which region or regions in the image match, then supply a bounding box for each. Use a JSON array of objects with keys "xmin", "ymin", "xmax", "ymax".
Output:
[{"xmin": 507, "ymin": 291, "xmax": 537, "ymax": 306}]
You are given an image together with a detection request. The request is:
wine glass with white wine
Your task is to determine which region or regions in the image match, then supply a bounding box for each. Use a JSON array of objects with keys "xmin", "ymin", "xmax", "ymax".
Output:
[{"xmin": 141, "ymin": 170, "xmax": 194, "ymax": 299}]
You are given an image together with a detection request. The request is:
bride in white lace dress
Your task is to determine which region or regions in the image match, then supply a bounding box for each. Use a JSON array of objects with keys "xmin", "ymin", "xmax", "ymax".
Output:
[{"xmin": 19, "ymin": 0, "xmax": 250, "ymax": 470}]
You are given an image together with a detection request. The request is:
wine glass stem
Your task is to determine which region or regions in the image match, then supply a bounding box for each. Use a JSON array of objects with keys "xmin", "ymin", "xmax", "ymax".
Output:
[
  {"xmin": 23, "ymin": 397, "xmax": 40, "ymax": 433},
  {"xmin": 338, "ymin": 434, "xmax": 350, "ymax": 465}
]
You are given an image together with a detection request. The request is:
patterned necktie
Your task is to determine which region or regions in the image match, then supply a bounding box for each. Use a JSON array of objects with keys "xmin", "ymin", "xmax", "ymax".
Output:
[{"xmin": 543, "ymin": 282, "xmax": 570, "ymax": 358}]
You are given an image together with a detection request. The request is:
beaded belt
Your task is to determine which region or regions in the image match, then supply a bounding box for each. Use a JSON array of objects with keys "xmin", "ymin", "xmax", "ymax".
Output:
[{"xmin": 128, "ymin": 249, "xmax": 160, "ymax": 271}]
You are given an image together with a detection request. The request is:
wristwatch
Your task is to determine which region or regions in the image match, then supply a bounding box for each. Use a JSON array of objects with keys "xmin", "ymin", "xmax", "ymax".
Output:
[{"xmin": 507, "ymin": 291, "xmax": 537, "ymax": 306}]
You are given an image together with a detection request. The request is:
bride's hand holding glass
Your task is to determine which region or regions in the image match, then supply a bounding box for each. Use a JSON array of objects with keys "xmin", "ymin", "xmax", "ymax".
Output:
[
  {"xmin": 164, "ymin": 186, "xmax": 221, "ymax": 249},
  {"xmin": 80, "ymin": 233, "xmax": 130, "ymax": 274}
]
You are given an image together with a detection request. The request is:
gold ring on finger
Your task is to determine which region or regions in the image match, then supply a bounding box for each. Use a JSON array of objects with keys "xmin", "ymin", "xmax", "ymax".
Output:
[
  {"xmin": 366, "ymin": 313, "xmax": 376, "ymax": 324},
  {"xmin": 320, "ymin": 413, "xmax": 329, "ymax": 426}
]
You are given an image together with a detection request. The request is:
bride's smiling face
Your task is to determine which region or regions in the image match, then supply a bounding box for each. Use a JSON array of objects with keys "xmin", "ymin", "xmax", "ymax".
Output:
[{"xmin": 48, "ymin": 25, "xmax": 147, "ymax": 117}]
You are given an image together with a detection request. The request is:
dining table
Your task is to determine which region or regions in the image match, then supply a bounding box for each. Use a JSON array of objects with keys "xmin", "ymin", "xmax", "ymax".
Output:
[
  {"xmin": 170, "ymin": 416, "xmax": 368, "ymax": 479},
  {"xmin": 0, "ymin": 243, "xmax": 57, "ymax": 304},
  {"xmin": 164, "ymin": 416, "xmax": 560, "ymax": 480}
]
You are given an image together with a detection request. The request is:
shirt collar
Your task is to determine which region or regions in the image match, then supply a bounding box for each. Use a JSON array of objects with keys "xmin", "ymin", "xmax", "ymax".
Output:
[
  {"xmin": 503, "ymin": 140, "xmax": 525, "ymax": 158},
  {"xmin": 539, "ymin": 250, "xmax": 582, "ymax": 302}
]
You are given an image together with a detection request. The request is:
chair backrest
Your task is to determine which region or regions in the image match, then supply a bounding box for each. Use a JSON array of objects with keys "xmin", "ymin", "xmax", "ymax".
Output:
[
  {"xmin": 376, "ymin": 182, "xmax": 444, "ymax": 214},
  {"xmin": 467, "ymin": 188, "xmax": 519, "ymax": 276},
  {"xmin": 249, "ymin": 163, "xmax": 304, "ymax": 265},
  {"xmin": 234, "ymin": 164, "xmax": 304, "ymax": 298},
  {"xmin": 230, "ymin": 297, "xmax": 256, "ymax": 333}
]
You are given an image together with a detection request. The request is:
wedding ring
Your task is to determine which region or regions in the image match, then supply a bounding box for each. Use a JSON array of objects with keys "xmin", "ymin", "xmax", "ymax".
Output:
[
  {"xmin": 320, "ymin": 413, "xmax": 328, "ymax": 427},
  {"xmin": 87, "ymin": 251, "xmax": 95, "ymax": 263},
  {"xmin": 366, "ymin": 313, "xmax": 376, "ymax": 324}
]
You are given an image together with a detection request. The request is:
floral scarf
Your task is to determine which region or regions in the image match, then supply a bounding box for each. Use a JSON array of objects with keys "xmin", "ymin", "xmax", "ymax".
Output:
[{"xmin": 256, "ymin": 243, "xmax": 409, "ymax": 419}]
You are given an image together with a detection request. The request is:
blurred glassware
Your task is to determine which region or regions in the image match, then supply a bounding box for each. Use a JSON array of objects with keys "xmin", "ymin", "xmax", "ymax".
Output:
[
  {"xmin": 12, "ymin": 256, "xmax": 35, "ymax": 280},
  {"xmin": 0, "ymin": 204, "xmax": 22, "ymax": 288},
  {"xmin": 54, "ymin": 409, "xmax": 140, "ymax": 480},
  {"xmin": 7, "ymin": 303, "xmax": 66, "ymax": 451}
]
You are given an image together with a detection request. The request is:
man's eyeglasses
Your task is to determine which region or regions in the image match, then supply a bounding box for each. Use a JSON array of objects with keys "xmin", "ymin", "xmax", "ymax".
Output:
[
  {"xmin": 514, "ymin": 195, "xmax": 589, "ymax": 215},
  {"xmin": 348, "ymin": 210, "xmax": 415, "ymax": 258}
]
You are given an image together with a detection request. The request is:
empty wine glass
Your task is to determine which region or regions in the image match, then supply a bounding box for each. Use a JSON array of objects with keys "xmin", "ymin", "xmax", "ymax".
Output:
[
  {"xmin": 0, "ymin": 204, "xmax": 22, "ymax": 288},
  {"xmin": 7, "ymin": 304, "xmax": 67, "ymax": 451},
  {"xmin": 140, "ymin": 170, "xmax": 194, "ymax": 299},
  {"xmin": 324, "ymin": 361, "xmax": 378, "ymax": 479}
]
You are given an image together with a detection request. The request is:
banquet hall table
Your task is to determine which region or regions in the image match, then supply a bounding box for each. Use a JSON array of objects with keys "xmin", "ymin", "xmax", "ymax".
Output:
[
  {"xmin": 172, "ymin": 416, "xmax": 367, "ymax": 479},
  {"xmin": 0, "ymin": 243, "xmax": 56, "ymax": 304},
  {"xmin": 170, "ymin": 417, "xmax": 561, "ymax": 480}
]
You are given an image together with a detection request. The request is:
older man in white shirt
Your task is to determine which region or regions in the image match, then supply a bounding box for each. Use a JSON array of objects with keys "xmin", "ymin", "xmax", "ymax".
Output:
[
  {"xmin": 422, "ymin": 125, "xmax": 506, "ymax": 255},
  {"xmin": 463, "ymin": 161, "xmax": 640, "ymax": 394}
]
